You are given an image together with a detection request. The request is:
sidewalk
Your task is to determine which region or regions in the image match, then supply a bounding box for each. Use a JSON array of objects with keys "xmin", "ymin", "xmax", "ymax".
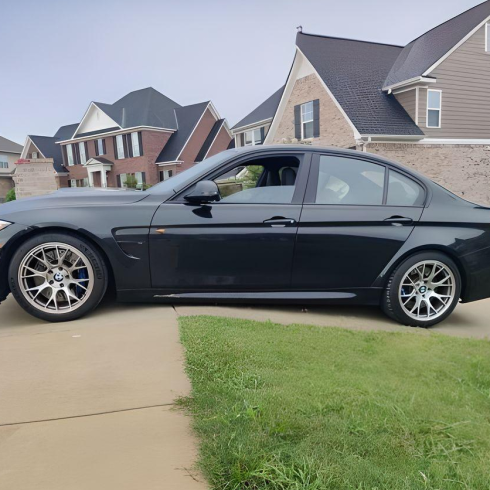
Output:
[{"xmin": 0, "ymin": 297, "xmax": 206, "ymax": 490}]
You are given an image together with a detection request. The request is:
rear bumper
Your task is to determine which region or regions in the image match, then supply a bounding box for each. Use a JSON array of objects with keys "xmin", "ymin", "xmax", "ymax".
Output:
[
  {"xmin": 460, "ymin": 245, "xmax": 490, "ymax": 303},
  {"xmin": 0, "ymin": 223, "xmax": 32, "ymax": 303}
]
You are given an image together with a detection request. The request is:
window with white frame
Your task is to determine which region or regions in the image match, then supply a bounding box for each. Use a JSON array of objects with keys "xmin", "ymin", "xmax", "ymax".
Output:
[
  {"xmin": 301, "ymin": 101, "xmax": 314, "ymax": 139},
  {"xmin": 116, "ymin": 134, "xmax": 125, "ymax": 159},
  {"xmin": 66, "ymin": 144, "xmax": 74, "ymax": 166},
  {"xmin": 120, "ymin": 172, "xmax": 145, "ymax": 189},
  {"xmin": 486, "ymin": 23, "xmax": 490, "ymax": 52},
  {"xmin": 79, "ymin": 142, "xmax": 87, "ymax": 165},
  {"xmin": 0, "ymin": 155, "xmax": 8, "ymax": 169},
  {"xmin": 244, "ymin": 128, "xmax": 262, "ymax": 146},
  {"xmin": 131, "ymin": 132, "xmax": 141, "ymax": 157},
  {"xmin": 159, "ymin": 169, "xmax": 173, "ymax": 181},
  {"xmin": 96, "ymin": 138, "xmax": 105, "ymax": 156},
  {"xmin": 427, "ymin": 90, "xmax": 442, "ymax": 128},
  {"xmin": 69, "ymin": 178, "xmax": 89, "ymax": 188},
  {"xmin": 32, "ymin": 152, "xmax": 38, "ymax": 159}
]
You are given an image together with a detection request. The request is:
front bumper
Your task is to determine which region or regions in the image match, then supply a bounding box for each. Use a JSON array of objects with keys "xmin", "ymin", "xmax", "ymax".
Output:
[{"xmin": 0, "ymin": 223, "xmax": 31, "ymax": 303}]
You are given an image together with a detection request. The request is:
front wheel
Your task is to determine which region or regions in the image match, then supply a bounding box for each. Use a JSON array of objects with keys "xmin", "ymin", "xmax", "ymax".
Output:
[
  {"xmin": 8, "ymin": 233, "xmax": 108, "ymax": 322},
  {"xmin": 382, "ymin": 252, "xmax": 461, "ymax": 328}
]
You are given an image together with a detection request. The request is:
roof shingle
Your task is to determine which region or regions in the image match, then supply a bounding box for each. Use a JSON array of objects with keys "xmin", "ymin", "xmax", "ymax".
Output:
[
  {"xmin": 384, "ymin": 0, "xmax": 490, "ymax": 88},
  {"xmin": 296, "ymin": 33, "xmax": 424, "ymax": 136}
]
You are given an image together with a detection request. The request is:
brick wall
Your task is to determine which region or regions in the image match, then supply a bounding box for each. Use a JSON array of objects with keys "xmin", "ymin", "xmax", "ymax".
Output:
[
  {"xmin": 179, "ymin": 109, "xmax": 219, "ymax": 172},
  {"xmin": 365, "ymin": 143, "xmax": 490, "ymax": 205},
  {"xmin": 62, "ymin": 130, "xmax": 172, "ymax": 187},
  {"xmin": 271, "ymin": 73, "xmax": 357, "ymax": 148},
  {"xmin": 207, "ymin": 126, "xmax": 232, "ymax": 158}
]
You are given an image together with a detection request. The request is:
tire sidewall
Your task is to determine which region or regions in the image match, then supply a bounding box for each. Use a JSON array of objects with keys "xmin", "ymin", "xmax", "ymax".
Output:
[
  {"xmin": 386, "ymin": 252, "xmax": 461, "ymax": 328},
  {"xmin": 8, "ymin": 232, "xmax": 108, "ymax": 322}
]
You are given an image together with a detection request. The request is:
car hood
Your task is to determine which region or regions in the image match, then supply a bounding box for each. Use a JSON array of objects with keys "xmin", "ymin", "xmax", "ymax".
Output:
[{"xmin": 0, "ymin": 188, "xmax": 149, "ymax": 224}]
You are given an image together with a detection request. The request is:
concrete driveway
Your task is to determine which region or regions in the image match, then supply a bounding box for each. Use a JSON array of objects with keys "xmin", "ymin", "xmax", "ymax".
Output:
[
  {"xmin": 1, "ymin": 294, "xmax": 489, "ymax": 490},
  {"xmin": 0, "ymin": 296, "xmax": 206, "ymax": 490},
  {"xmin": 174, "ymin": 298, "xmax": 490, "ymax": 340}
]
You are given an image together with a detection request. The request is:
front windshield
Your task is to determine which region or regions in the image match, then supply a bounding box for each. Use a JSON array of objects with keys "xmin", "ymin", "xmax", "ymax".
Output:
[{"xmin": 147, "ymin": 150, "xmax": 237, "ymax": 194}]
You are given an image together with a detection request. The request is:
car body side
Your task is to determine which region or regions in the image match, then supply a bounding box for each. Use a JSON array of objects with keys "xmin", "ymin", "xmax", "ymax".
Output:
[{"xmin": 1, "ymin": 146, "xmax": 490, "ymax": 306}]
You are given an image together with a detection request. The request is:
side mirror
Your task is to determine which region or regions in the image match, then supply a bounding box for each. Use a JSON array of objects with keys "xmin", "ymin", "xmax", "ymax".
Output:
[{"xmin": 184, "ymin": 180, "xmax": 221, "ymax": 204}]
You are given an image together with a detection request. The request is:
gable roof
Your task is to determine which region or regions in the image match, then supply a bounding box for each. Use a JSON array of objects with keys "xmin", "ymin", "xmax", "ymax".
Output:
[
  {"xmin": 195, "ymin": 119, "xmax": 226, "ymax": 162},
  {"xmin": 0, "ymin": 135, "xmax": 23, "ymax": 154},
  {"xmin": 384, "ymin": 0, "xmax": 490, "ymax": 88},
  {"xmin": 70, "ymin": 88, "xmax": 181, "ymax": 140},
  {"xmin": 29, "ymin": 136, "xmax": 65, "ymax": 173},
  {"xmin": 297, "ymin": 32, "xmax": 424, "ymax": 136},
  {"xmin": 232, "ymin": 86, "xmax": 284, "ymax": 130},
  {"xmin": 156, "ymin": 102, "xmax": 210, "ymax": 162},
  {"xmin": 54, "ymin": 124, "xmax": 79, "ymax": 141}
]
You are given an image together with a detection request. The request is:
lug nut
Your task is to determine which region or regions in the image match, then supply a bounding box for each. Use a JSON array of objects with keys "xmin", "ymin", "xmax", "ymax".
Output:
[
  {"xmin": 60, "ymin": 284, "xmax": 64, "ymax": 288},
  {"xmin": 49, "ymin": 280, "xmax": 54, "ymax": 285}
]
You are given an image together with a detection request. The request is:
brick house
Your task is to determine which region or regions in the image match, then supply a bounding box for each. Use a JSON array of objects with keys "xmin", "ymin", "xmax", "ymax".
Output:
[
  {"xmin": 233, "ymin": 1, "xmax": 490, "ymax": 205},
  {"xmin": 20, "ymin": 87, "xmax": 232, "ymax": 191},
  {"xmin": 0, "ymin": 136, "xmax": 22, "ymax": 202}
]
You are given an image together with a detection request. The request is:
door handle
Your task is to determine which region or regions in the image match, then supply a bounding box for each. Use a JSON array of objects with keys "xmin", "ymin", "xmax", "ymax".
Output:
[
  {"xmin": 263, "ymin": 217, "xmax": 297, "ymax": 228},
  {"xmin": 384, "ymin": 215, "xmax": 413, "ymax": 225}
]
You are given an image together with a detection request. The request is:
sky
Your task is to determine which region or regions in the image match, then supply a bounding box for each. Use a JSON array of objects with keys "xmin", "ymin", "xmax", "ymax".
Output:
[{"xmin": 0, "ymin": 0, "xmax": 482, "ymax": 144}]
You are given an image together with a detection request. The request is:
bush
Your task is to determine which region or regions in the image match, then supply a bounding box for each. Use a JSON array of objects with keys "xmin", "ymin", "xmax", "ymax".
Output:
[
  {"xmin": 5, "ymin": 188, "xmax": 16, "ymax": 202},
  {"xmin": 123, "ymin": 175, "xmax": 138, "ymax": 189}
]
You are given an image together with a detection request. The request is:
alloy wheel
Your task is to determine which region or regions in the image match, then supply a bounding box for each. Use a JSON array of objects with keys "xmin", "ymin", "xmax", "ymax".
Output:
[
  {"xmin": 398, "ymin": 260, "xmax": 456, "ymax": 321},
  {"xmin": 18, "ymin": 242, "xmax": 94, "ymax": 314}
]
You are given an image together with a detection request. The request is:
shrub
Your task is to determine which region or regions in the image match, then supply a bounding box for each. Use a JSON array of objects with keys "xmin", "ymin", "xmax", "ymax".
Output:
[{"xmin": 5, "ymin": 188, "xmax": 16, "ymax": 202}]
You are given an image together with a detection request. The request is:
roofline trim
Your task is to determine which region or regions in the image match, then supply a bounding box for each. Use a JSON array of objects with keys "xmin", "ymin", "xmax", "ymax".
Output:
[
  {"xmin": 71, "ymin": 102, "xmax": 122, "ymax": 140},
  {"xmin": 20, "ymin": 136, "xmax": 45, "ymax": 160},
  {"xmin": 298, "ymin": 31, "xmax": 404, "ymax": 49},
  {"xmin": 360, "ymin": 134, "xmax": 424, "ymax": 141},
  {"xmin": 232, "ymin": 118, "xmax": 273, "ymax": 133},
  {"xmin": 265, "ymin": 47, "xmax": 361, "ymax": 144},
  {"xmin": 55, "ymin": 126, "xmax": 176, "ymax": 145},
  {"xmin": 176, "ymin": 103, "xmax": 212, "ymax": 161},
  {"xmin": 383, "ymin": 76, "xmax": 437, "ymax": 92},
  {"xmin": 422, "ymin": 13, "xmax": 490, "ymax": 77},
  {"xmin": 155, "ymin": 161, "xmax": 183, "ymax": 166}
]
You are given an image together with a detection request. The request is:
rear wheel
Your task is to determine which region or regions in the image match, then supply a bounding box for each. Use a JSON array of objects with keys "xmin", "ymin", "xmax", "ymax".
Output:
[
  {"xmin": 8, "ymin": 233, "xmax": 108, "ymax": 322},
  {"xmin": 382, "ymin": 252, "xmax": 461, "ymax": 328}
]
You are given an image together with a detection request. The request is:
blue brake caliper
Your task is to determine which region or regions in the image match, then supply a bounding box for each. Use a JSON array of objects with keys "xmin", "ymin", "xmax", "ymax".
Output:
[{"xmin": 76, "ymin": 268, "xmax": 89, "ymax": 297}]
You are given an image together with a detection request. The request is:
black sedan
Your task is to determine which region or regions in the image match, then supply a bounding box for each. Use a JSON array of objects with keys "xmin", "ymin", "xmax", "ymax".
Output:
[{"xmin": 1, "ymin": 145, "xmax": 489, "ymax": 327}]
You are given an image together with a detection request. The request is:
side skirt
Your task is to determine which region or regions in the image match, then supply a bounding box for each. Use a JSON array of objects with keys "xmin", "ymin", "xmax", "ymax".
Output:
[{"xmin": 117, "ymin": 289, "xmax": 383, "ymax": 306}]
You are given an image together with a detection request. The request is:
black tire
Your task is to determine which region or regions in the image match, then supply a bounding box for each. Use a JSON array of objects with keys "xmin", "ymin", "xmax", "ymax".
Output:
[
  {"xmin": 382, "ymin": 251, "xmax": 461, "ymax": 328},
  {"xmin": 8, "ymin": 232, "xmax": 108, "ymax": 322}
]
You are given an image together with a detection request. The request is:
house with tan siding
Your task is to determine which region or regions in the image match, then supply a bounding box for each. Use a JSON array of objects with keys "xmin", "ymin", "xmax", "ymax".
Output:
[
  {"xmin": 234, "ymin": 1, "xmax": 490, "ymax": 205},
  {"xmin": 19, "ymin": 87, "xmax": 232, "ymax": 195}
]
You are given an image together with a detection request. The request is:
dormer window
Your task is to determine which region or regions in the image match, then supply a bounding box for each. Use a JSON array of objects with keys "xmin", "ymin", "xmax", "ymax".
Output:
[
  {"xmin": 427, "ymin": 90, "xmax": 442, "ymax": 128},
  {"xmin": 243, "ymin": 128, "xmax": 263, "ymax": 146}
]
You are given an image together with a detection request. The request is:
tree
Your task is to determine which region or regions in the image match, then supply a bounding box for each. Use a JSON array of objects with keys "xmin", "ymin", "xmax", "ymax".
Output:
[{"xmin": 5, "ymin": 188, "xmax": 15, "ymax": 202}]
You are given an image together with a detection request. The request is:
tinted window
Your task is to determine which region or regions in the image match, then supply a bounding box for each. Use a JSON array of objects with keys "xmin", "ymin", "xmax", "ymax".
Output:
[
  {"xmin": 387, "ymin": 171, "xmax": 425, "ymax": 206},
  {"xmin": 316, "ymin": 156, "xmax": 385, "ymax": 205},
  {"xmin": 216, "ymin": 156, "xmax": 300, "ymax": 204}
]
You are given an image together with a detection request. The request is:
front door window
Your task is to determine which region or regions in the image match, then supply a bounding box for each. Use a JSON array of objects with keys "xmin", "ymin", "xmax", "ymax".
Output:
[{"xmin": 213, "ymin": 156, "xmax": 300, "ymax": 204}]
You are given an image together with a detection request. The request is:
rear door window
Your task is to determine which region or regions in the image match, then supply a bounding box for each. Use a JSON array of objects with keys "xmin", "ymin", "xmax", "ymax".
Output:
[
  {"xmin": 386, "ymin": 171, "xmax": 425, "ymax": 206},
  {"xmin": 315, "ymin": 155, "xmax": 385, "ymax": 205}
]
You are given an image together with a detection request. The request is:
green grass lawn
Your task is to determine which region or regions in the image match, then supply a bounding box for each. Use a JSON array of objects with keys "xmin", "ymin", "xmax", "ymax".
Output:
[{"xmin": 179, "ymin": 316, "xmax": 490, "ymax": 490}]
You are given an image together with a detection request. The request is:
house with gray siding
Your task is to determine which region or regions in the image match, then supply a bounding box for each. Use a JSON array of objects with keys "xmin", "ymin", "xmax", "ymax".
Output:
[{"xmin": 235, "ymin": 1, "xmax": 490, "ymax": 205}]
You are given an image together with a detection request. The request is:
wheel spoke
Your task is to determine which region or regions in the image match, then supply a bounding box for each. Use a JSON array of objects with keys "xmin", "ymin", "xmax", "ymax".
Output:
[
  {"xmin": 18, "ymin": 242, "xmax": 94, "ymax": 315},
  {"xmin": 399, "ymin": 261, "xmax": 455, "ymax": 321}
]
